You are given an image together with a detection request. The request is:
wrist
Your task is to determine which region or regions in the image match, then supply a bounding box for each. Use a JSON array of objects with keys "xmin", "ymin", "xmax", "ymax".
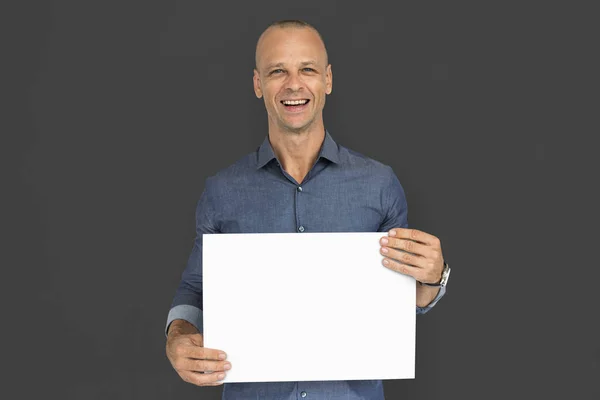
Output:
[
  {"xmin": 420, "ymin": 260, "xmax": 450, "ymax": 288},
  {"xmin": 416, "ymin": 282, "xmax": 440, "ymax": 307},
  {"xmin": 167, "ymin": 319, "xmax": 199, "ymax": 337}
]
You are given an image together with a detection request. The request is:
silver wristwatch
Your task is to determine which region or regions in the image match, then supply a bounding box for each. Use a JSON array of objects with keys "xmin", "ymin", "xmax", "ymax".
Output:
[{"xmin": 421, "ymin": 261, "xmax": 450, "ymax": 288}]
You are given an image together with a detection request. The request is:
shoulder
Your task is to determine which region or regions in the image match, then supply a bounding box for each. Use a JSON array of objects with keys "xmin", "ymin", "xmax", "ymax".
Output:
[
  {"xmin": 337, "ymin": 143, "xmax": 407, "ymax": 204},
  {"xmin": 338, "ymin": 143, "xmax": 398, "ymax": 184},
  {"xmin": 203, "ymin": 150, "xmax": 258, "ymax": 192}
]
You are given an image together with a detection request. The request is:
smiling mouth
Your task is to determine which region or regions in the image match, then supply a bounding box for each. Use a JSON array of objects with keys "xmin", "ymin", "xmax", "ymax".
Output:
[
  {"xmin": 281, "ymin": 99, "xmax": 309, "ymax": 105},
  {"xmin": 280, "ymin": 99, "xmax": 310, "ymax": 111}
]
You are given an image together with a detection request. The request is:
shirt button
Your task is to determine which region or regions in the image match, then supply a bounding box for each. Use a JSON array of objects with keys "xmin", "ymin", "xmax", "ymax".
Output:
[
  {"xmin": 297, "ymin": 186, "xmax": 303, "ymax": 192},
  {"xmin": 298, "ymin": 226, "xmax": 305, "ymax": 232},
  {"xmin": 301, "ymin": 391, "xmax": 307, "ymax": 398}
]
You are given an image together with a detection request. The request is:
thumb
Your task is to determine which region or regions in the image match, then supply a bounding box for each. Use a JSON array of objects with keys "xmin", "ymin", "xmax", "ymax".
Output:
[{"xmin": 189, "ymin": 333, "xmax": 204, "ymax": 347}]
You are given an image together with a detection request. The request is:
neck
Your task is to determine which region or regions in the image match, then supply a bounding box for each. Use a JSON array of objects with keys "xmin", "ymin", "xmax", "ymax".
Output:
[{"xmin": 267, "ymin": 119, "xmax": 326, "ymax": 184}]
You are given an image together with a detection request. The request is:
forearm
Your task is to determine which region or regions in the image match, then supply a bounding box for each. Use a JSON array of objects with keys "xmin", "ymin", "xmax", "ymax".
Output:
[
  {"xmin": 416, "ymin": 282, "xmax": 440, "ymax": 308},
  {"xmin": 165, "ymin": 244, "xmax": 205, "ymax": 337}
]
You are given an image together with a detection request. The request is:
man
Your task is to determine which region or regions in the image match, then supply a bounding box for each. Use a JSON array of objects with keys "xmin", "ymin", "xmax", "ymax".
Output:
[{"xmin": 165, "ymin": 19, "xmax": 449, "ymax": 399}]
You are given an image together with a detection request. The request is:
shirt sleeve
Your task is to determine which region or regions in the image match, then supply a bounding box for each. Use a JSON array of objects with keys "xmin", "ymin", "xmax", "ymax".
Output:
[
  {"xmin": 378, "ymin": 166, "xmax": 446, "ymax": 315},
  {"xmin": 165, "ymin": 178, "xmax": 219, "ymax": 336}
]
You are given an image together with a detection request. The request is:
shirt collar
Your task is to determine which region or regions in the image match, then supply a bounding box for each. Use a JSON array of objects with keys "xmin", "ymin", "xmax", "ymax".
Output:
[{"xmin": 256, "ymin": 129, "xmax": 341, "ymax": 169}]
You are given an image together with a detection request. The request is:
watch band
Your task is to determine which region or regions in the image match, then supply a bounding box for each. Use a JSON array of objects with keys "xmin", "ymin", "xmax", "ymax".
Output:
[{"xmin": 421, "ymin": 261, "xmax": 450, "ymax": 288}]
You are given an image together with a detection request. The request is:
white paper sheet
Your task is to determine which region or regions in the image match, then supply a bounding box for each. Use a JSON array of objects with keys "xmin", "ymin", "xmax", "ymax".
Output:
[{"xmin": 202, "ymin": 232, "xmax": 416, "ymax": 383}]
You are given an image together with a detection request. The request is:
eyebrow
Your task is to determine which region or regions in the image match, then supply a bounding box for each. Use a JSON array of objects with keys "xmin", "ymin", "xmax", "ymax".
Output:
[{"xmin": 264, "ymin": 61, "xmax": 319, "ymax": 71}]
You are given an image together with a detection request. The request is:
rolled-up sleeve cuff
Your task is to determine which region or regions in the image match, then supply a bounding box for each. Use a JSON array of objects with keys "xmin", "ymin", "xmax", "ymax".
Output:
[
  {"xmin": 165, "ymin": 305, "xmax": 203, "ymax": 337},
  {"xmin": 416, "ymin": 285, "xmax": 446, "ymax": 315}
]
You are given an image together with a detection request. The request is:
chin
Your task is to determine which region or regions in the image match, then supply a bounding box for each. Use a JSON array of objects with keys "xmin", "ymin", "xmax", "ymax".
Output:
[{"xmin": 284, "ymin": 121, "xmax": 312, "ymax": 132}]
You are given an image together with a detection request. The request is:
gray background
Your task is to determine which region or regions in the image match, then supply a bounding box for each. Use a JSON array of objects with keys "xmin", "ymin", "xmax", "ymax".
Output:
[{"xmin": 3, "ymin": 1, "xmax": 598, "ymax": 399}]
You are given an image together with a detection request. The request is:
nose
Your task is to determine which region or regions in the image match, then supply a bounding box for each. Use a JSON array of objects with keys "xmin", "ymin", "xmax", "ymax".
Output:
[{"xmin": 285, "ymin": 71, "xmax": 304, "ymax": 92}]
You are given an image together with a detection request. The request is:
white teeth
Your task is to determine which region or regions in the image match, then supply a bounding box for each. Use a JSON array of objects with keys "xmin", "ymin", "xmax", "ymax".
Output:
[{"xmin": 282, "ymin": 100, "xmax": 308, "ymax": 105}]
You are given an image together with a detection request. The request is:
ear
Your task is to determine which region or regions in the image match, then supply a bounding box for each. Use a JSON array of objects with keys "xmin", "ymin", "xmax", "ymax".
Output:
[
  {"xmin": 253, "ymin": 69, "xmax": 263, "ymax": 98},
  {"xmin": 325, "ymin": 64, "xmax": 333, "ymax": 95}
]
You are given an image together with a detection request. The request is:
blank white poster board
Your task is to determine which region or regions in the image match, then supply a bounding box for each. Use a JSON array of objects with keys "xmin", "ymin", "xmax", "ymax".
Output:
[{"xmin": 202, "ymin": 232, "xmax": 416, "ymax": 383}]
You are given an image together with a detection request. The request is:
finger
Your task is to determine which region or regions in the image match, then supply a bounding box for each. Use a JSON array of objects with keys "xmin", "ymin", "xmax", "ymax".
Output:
[
  {"xmin": 183, "ymin": 345, "xmax": 228, "ymax": 361},
  {"xmin": 180, "ymin": 359, "xmax": 231, "ymax": 373},
  {"xmin": 202, "ymin": 381, "xmax": 225, "ymax": 387},
  {"xmin": 380, "ymin": 237, "xmax": 431, "ymax": 258},
  {"xmin": 388, "ymin": 228, "xmax": 440, "ymax": 246},
  {"xmin": 382, "ymin": 257, "xmax": 425, "ymax": 281},
  {"xmin": 380, "ymin": 247, "xmax": 427, "ymax": 268},
  {"xmin": 180, "ymin": 370, "xmax": 226, "ymax": 387}
]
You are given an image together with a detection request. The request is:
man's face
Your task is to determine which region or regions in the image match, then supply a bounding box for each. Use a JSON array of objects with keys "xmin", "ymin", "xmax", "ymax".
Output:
[{"xmin": 253, "ymin": 27, "xmax": 332, "ymax": 133}]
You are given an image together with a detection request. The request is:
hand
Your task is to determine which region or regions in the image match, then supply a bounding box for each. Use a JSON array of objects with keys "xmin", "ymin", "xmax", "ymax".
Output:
[
  {"xmin": 166, "ymin": 320, "xmax": 231, "ymax": 386},
  {"xmin": 379, "ymin": 228, "xmax": 444, "ymax": 285}
]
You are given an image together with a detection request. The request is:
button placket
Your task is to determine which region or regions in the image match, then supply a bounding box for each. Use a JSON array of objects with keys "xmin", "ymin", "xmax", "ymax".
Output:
[{"xmin": 295, "ymin": 185, "xmax": 304, "ymax": 232}]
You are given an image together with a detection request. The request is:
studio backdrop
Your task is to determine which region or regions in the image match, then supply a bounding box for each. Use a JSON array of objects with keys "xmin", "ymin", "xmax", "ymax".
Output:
[{"xmin": 5, "ymin": 1, "xmax": 597, "ymax": 399}]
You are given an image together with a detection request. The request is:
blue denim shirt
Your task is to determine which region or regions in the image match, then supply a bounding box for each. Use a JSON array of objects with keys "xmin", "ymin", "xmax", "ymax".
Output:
[{"xmin": 166, "ymin": 130, "xmax": 446, "ymax": 399}]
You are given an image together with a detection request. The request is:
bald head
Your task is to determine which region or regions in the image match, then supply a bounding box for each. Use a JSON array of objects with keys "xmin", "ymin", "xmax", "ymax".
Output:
[{"xmin": 255, "ymin": 20, "xmax": 328, "ymax": 71}]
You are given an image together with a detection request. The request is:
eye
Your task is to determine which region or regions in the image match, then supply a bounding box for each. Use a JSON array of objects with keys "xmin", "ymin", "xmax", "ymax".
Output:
[
  {"xmin": 302, "ymin": 68, "xmax": 315, "ymax": 72},
  {"xmin": 270, "ymin": 69, "xmax": 284, "ymax": 75}
]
